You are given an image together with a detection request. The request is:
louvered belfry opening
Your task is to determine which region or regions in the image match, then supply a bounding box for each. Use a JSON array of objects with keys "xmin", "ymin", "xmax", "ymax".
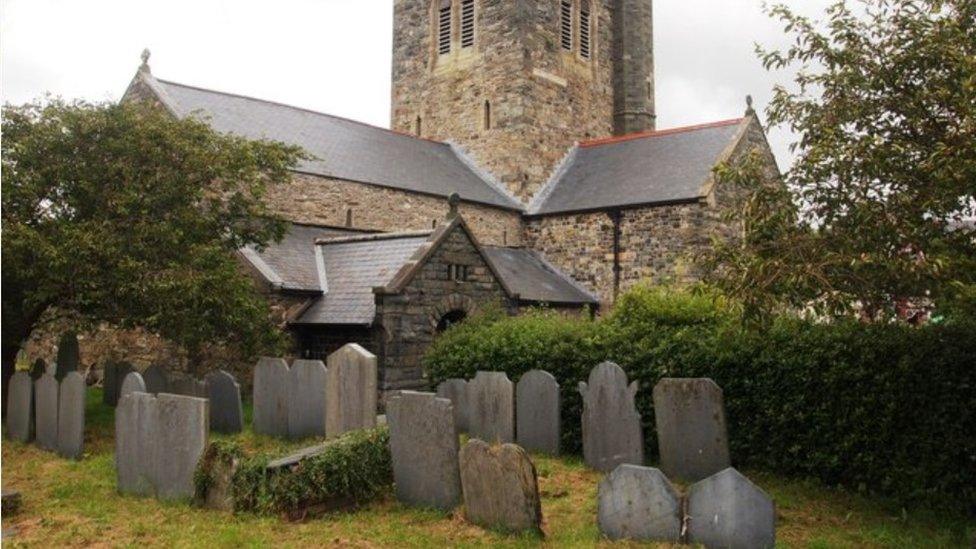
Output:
[
  {"xmin": 579, "ymin": 3, "xmax": 591, "ymax": 59},
  {"xmin": 460, "ymin": 0, "xmax": 475, "ymax": 48},
  {"xmin": 560, "ymin": 0, "xmax": 573, "ymax": 51},
  {"xmin": 438, "ymin": 0, "xmax": 452, "ymax": 55}
]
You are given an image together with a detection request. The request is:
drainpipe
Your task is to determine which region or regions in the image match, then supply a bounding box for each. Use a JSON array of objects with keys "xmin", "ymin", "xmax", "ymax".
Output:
[{"xmin": 608, "ymin": 209, "xmax": 622, "ymax": 301}]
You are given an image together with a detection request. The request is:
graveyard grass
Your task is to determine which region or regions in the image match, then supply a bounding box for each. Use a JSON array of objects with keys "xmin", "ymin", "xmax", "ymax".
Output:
[{"xmin": 2, "ymin": 389, "xmax": 971, "ymax": 548}]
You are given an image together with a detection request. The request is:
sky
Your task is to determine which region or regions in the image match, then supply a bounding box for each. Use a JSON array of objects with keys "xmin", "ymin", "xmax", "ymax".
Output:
[{"xmin": 1, "ymin": 0, "xmax": 837, "ymax": 170}]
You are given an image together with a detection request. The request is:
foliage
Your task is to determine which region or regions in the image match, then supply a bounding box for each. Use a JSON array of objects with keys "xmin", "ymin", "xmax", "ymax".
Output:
[
  {"xmin": 1, "ymin": 99, "xmax": 307, "ymax": 372},
  {"xmin": 424, "ymin": 285, "xmax": 976, "ymax": 512},
  {"xmin": 704, "ymin": 0, "xmax": 976, "ymax": 319}
]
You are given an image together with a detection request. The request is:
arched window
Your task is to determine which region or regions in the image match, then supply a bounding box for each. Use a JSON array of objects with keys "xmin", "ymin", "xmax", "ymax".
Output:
[
  {"xmin": 436, "ymin": 309, "xmax": 467, "ymax": 333},
  {"xmin": 437, "ymin": 0, "xmax": 452, "ymax": 55},
  {"xmin": 560, "ymin": 0, "xmax": 573, "ymax": 51},
  {"xmin": 579, "ymin": 2, "xmax": 592, "ymax": 59},
  {"xmin": 483, "ymin": 100, "xmax": 491, "ymax": 130},
  {"xmin": 460, "ymin": 0, "xmax": 475, "ymax": 48},
  {"xmin": 345, "ymin": 208, "xmax": 353, "ymax": 227},
  {"xmin": 415, "ymin": 115, "xmax": 423, "ymax": 136}
]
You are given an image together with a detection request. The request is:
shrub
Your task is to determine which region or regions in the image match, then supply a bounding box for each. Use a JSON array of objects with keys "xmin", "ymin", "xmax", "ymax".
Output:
[{"xmin": 424, "ymin": 285, "xmax": 976, "ymax": 512}]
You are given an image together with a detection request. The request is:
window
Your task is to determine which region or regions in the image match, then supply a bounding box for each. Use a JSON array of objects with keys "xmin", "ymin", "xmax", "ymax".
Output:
[
  {"xmin": 579, "ymin": 3, "xmax": 591, "ymax": 59},
  {"xmin": 483, "ymin": 100, "xmax": 491, "ymax": 130},
  {"xmin": 437, "ymin": 0, "xmax": 452, "ymax": 55},
  {"xmin": 560, "ymin": 1, "xmax": 573, "ymax": 51},
  {"xmin": 436, "ymin": 310, "xmax": 467, "ymax": 332},
  {"xmin": 415, "ymin": 115, "xmax": 423, "ymax": 136},
  {"xmin": 460, "ymin": 0, "xmax": 475, "ymax": 48},
  {"xmin": 345, "ymin": 208, "xmax": 353, "ymax": 227},
  {"xmin": 448, "ymin": 264, "xmax": 468, "ymax": 282}
]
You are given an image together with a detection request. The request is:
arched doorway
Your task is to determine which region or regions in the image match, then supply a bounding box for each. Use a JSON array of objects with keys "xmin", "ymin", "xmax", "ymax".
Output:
[{"xmin": 435, "ymin": 309, "xmax": 467, "ymax": 333}]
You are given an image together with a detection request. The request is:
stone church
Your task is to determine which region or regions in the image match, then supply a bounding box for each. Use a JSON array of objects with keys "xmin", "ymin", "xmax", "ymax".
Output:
[{"xmin": 110, "ymin": 0, "xmax": 777, "ymax": 392}]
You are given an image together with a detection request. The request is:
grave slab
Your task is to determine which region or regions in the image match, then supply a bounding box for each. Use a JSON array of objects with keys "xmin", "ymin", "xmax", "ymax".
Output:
[
  {"xmin": 467, "ymin": 371, "xmax": 514, "ymax": 444},
  {"xmin": 516, "ymin": 370, "xmax": 560, "ymax": 455},
  {"xmin": 597, "ymin": 464, "xmax": 681, "ymax": 542},
  {"xmin": 56, "ymin": 372, "xmax": 85, "ymax": 459},
  {"xmin": 142, "ymin": 364, "xmax": 170, "ymax": 395},
  {"xmin": 253, "ymin": 357, "xmax": 290, "ymax": 437},
  {"xmin": 34, "ymin": 374, "xmax": 59, "ymax": 451},
  {"xmin": 687, "ymin": 467, "xmax": 776, "ymax": 549},
  {"xmin": 459, "ymin": 439, "xmax": 543, "ymax": 533},
  {"xmin": 120, "ymin": 372, "xmax": 147, "ymax": 399},
  {"xmin": 116, "ymin": 391, "xmax": 157, "ymax": 496},
  {"xmin": 435, "ymin": 378, "xmax": 469, "ymax": 433},
  {"xmin": 154, "ymin": 393, "xmax": 209, "ymax": 501},
  {"xmin": 206, "ymin": 370, "xmax": 243, "ymax": 434},
  {"xmin": 288, "ymin": 359, "xmax": 327, "ymax": 438},
  {"xmin": 578, "ymin": 362, "xmax": 643, "ymax": 472},
  {"xmin": 653, "ymin": 377, "xmax": 730, "ymax": 482},
  {"xmin": 325, "ymin": 344, "xmax": 378, "ymax": 438},
  {"xmin": 5, "ymin": 372, "xmax": 33, "ymax": 443}
]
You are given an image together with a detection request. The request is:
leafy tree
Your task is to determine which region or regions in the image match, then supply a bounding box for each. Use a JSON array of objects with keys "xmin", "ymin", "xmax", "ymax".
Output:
[
  {"xmin": 703, "ymin": 0, "xmax": 976, "ymax": 319},
  {"xmin": 2, "ymin": 99, "xmax": 306, "ymax": 398}
]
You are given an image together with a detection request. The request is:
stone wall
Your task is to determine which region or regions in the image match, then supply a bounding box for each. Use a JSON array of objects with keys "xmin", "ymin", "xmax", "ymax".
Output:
[
  {"xmin": 391, "ymin": 0, "xmax": 614, "ymax": 201},
  {"xmin": 266, "ymin": 172, "xmax": 523, "ymax": 246}
]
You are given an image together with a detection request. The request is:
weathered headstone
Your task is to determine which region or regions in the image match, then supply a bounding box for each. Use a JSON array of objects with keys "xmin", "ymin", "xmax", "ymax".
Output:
[
  {"xmin": 206, "ymin": 370, "xmax": 243, "ymax": 434},
  {"xmin": 56, "ymin": 371, "xmax": 86, "ymax": 460},
  {"xmin": 467, "ymin": 371, "xmax": 515, "ymax": 444},
  {"xmin": 103, "ymin": 362, "xmax": 134, "ymax": 407},
  {"xmin": 55, "ymin": 331, "xmax": 80, "ymax": 381},
  {"xmin": 253, "ymin": 357, "xmax": 290, "ymax": 437},
  {"xmin": 29, "ymin": 358, "xmax": 47, "ymax": 381},
  {"xmin": 435, "ymin": 378, "xmax": 469, "ymax": 433},
  {"xmin": 1, "ymin": 489, "xmax": 22, "ymax": 515},
  {"xmin": 34, "ymin": 373, "xmax": 60, "ymax": 451},
  {"xmin": 597, "ymin": 464, "xmax": 681, "ymax": 542},
  {"xmin": 325, "ymin": 344, "xmax": 378, "ymax": 438},
  {"xmin": 288, "ymin": 359, "xmax": 327, "ymax": 438},
  {"xmin": 154, "ymin": 393, "xmax": 209, "ymax": 501},
  {"xmin": 687, "ymin": 468, "xmax": 776, "ymax": 549},
  {"xmin": 578, "ymin": 362, "xmax": 643, "ymax": 472},
  {"xmin": 143, "ymin": 364, "xmax": 170, "ymax": 395},
  {"xmin": 116, "ymin": 391, "xmax": 157, "ymax": 496},
  {"xmin": 171, "ymin": 376, "xmax": 207, "ymax": 398},
  {"xmin": 387, "ymin": 391, "xmax": 461, "ymax": 510},
  {"xmin": 653, "ymin": 377, "xmax": 730, "ymax": 482},
  {"xmin": 516, "ymin": 370, "xmax": 560, "ymax": 455},
  {"xmin": 459, "ymin": 439, "xmax": 543, "ymax": 533},
  {"xmin": 120, "ymin": 371, "xmax": 147, "ymax": 399},
  {"xmin": 5, "ymin": 372, "xmax": 34, "ymax": 443}
]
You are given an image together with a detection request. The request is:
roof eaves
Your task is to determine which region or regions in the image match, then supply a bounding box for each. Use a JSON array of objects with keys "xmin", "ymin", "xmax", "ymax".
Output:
[
  {"xmin": 238, "ymin": 247, "xmax": 284, "ymax": 289},
  {"xmin": 530, "ymin": 250, "xmax": 601, "ymax": 303},
  {"xmin": 525, "ymin": 196, "xmax": 703, "ymax": 218}
]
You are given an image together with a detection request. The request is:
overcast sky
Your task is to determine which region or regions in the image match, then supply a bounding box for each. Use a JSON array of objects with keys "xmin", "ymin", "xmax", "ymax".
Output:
[{"xmin": 1, "ymin": 0, "xmax": 836, "ymax": 170}]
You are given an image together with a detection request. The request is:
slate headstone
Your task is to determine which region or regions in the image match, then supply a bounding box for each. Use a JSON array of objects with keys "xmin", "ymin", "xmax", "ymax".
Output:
[
  {"xmin": 459, "ymin": 439, "xmax": 543, "ymax": 533},
  {"xmin": 154, "ymin": 393, "xmax": 209, "ymax": 501},
  {"xmin": 116, "ymin": 391, "xmax": 157, "ymax": 496},
  {"xmin": 103, "ymin": 362, "xmax": 134, "ymax": 407},
  {"xmin": 253, "ymin": 357, "xmax": 290, "ymax": 437},
  {"xmin": 5, "ymin": 371, "xmax": 34, "ymax": 443},
  {"xmin": 288, "ymin": 359, "xmax": 327, "ymax": 438},
  {"xmin": 55, "ymin": 332, "xmax": 80, "ymax": 381},
  {"xmin": 687, "ymin": 468, "xmax": 776, "ymax": 549},
  {"xmin": 466, "ymin": 371, "xmax": 514, "ymax": 444},
  {"xmin": 171, "ymin": 376, "xmax": 207, "ymax": 398},
  {"xmin": 516, "ymin": 370, "xmax": 560, "ymax": 455},
  {"xmin": 597, "ymin": 464, "xmax": 681, "ymax": 542},
  {"xmin": 436, "ymin": 378, "xmax": 469, "ymax": 433},
  {"xmin": 578, "ymin": 362, "xmax": 643, "ymax": 472},
  {"xmin": 206, "ymin": 370, "xmax": 243, "ymax": 434},
  {"xmin": 387, "ymin": 391, "xmax": 461, "ymax": 510},
  {"xmin": 142, "ymin": 364, "xmax": 170, "ymax": 395},
  {"xmin": 653, "ymin": 377, "xmax": 730, "ymax": 482},
  {"xmin": 56, "ymin": 371, "xmax": 86, "ymax": 459},
  {"xmin": 325, "ymin": 344, "xmax": 378, "ymax": 438},
  {"xmin": 120, "ymin": 371, "xmax": 147, "ymax": 399},
  {"xmin": 29, "ymin": 358, "xmax": 47, "ymax": 381},
  {"xmin": 34, "ymin": 373, "xmax": 60, "ymax": 451}
]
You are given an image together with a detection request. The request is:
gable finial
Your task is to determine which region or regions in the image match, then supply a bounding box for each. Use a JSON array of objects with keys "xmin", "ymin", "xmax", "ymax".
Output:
[
  {"xmin": 139, "ymin": 48, "xmax": 151, "ymax": 74},
  {"xmin": 447, "ymin": 192, "xmax": 461, "ymax": 219},
  {"xmin": 745, "ymin": 94, "xmax": 755, "ymax": 116}
]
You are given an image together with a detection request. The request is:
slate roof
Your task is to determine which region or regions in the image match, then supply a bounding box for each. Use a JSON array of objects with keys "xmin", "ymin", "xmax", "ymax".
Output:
[
  {"xmin": 483, "ymin": 247, "xmax": 600, "ymax": 305},
  {"xmin": 239, "ymin": 223, "xmax": 363, "ymax": 292},
  {"xmin": 144, "ymin": 76, "xmax": 522, "ymax": 211},
  {"xmin": 529, "ymin": 119, "xmax": 747, "ymax": 215}
]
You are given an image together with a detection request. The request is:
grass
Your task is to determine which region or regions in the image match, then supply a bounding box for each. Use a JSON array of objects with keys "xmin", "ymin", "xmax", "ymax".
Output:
[{"xmin": 2, "ymin": 388, "xmax": 973, "ymax": 547}]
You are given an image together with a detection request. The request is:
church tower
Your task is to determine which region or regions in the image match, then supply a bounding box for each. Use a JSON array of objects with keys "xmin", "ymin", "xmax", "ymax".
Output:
[{"xmin": 391, "ymin": 0, "xmax": 654, "ymax": 203}]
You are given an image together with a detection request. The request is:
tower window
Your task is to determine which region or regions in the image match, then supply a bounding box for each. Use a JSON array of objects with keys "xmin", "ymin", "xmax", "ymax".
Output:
[
  {"xmin": 560, "ymin": 1, "xmax": 573, "ymax": 51},
  {"xmin": 579, "ymin": 3, "xmax": 591, "ymax": 59},
  {"xmin": 415, "ymin": 115, "xmax": 423, "ymax": 136},
  {"xmin": 483, "ymin": 100, "xmax": 491, "ymax": 130},
  {"xmin": 460, "ymin": 0, "xmax": 475, "ymax": 48},
  {"xmin": 437, "ymin": 0, "xmax": 452, "ymax": 55}
]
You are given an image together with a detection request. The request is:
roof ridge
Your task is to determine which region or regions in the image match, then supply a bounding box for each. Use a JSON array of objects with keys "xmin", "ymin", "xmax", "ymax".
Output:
[
  {"xmin": 315, "ymin": 230, "xmax": 434, "ymax": 245},
  {"xmin": 580, "ymin": 118, "xmax": 745, "ymax": 148},
  {"xmin": 155, "ymin": 77, "xmax": 448, "ymax": 146}
]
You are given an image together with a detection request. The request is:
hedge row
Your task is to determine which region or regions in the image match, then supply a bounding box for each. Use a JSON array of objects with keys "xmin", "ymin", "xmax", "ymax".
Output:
[{"xmin": 424, "ymin": 286, "xmax": 976, "ymax": 512}]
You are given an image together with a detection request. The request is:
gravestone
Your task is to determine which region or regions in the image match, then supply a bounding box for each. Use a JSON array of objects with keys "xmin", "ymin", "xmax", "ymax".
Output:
[
  {"xmin": 458, "ymin": 439, "xmax": 543, "ymax": 533},
  {"xmin": 57, "ymin": 371, "xmax": 86, "ymax": 459},
  {"xmin": 34, "ymin": 373, "xmax": 60, "ymax": 451},
  {"xmin": 171, "ymin": 376, "xmax": 207, "ymax": 398},
  {"xmin": 687, "ymin": 468, "xmax": 776, "ymax": 549},
  {"xmin": 597, "ymin": 464, "xmax": 681, "ymax": 542},
  {"xmin": 143, "ymin": 364, "xmax": 170, "ymax": 395},
  {"xmin": 116, "ymin": 391, "xmax": 157, "ymax": 496},
  {"xmin": 55, "ymin": 331, "xmax": 80, "ymax": 381},
  {"xmin": 29, "ymin": 358, "xmax": 47, "ymax": 381},
  {"xmin": 5, "ymin": 372, "xmax": 34, "ymax": 443},
  {"xmin": 578, "ymin": 362, "xmax": 643, "ymax": 472},
  {"xmin": 653, "ymin": 377, "xmax": 730, "ymax": 482},
  {"xmin": 206, "ymin": 370, "xmax": 243, "ymax": 434},
  {"xmin": 516, "ymin": 370, "xmax": 560, "ymax": 455},
  {"xmin": 253, "ymin": 357, "xmax": 290, "ymax": 436},
  {"xmin": 466, "ymin": 371, "xmax": 514, "ymax": 443},
  {"xmin": 435, "ymin": 378, "xmax": 469, "ymax": 433},
  {"xmin": 325, "ymin": 344, "xmax": 378, "ymax": 438},
  {"xmin": 288, "ymin": 359, "xmax": 327, "ymax": 438},
  {"xmin": 154, "ymin": 393, "xmax": 209, "ymax": 501},
  {"xmin": 120, "ymin": 371, "xmax": 147, "ymax": 399},
  {"xmin": 103, "ymin": 362, "xmax": 134, "ymax": 407},
  {"xmin": 387, "ymin": 391, "xmax": 461, "ymax": 510}
]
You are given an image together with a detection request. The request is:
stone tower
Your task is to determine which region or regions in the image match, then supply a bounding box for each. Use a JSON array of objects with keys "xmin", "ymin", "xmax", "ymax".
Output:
[
  {"xmin": 612, "ymin": 0, "xmax": 655, "ymax": 134},
  {"xmin": 391, "ymin": 0, "xmax": 617, "ymax": 202}
]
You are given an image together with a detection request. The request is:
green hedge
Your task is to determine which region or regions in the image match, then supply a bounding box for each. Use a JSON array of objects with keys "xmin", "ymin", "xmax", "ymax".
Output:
[{"xmin": 424, "ymin": 286, "xmax": 976, "ymax": 512}]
